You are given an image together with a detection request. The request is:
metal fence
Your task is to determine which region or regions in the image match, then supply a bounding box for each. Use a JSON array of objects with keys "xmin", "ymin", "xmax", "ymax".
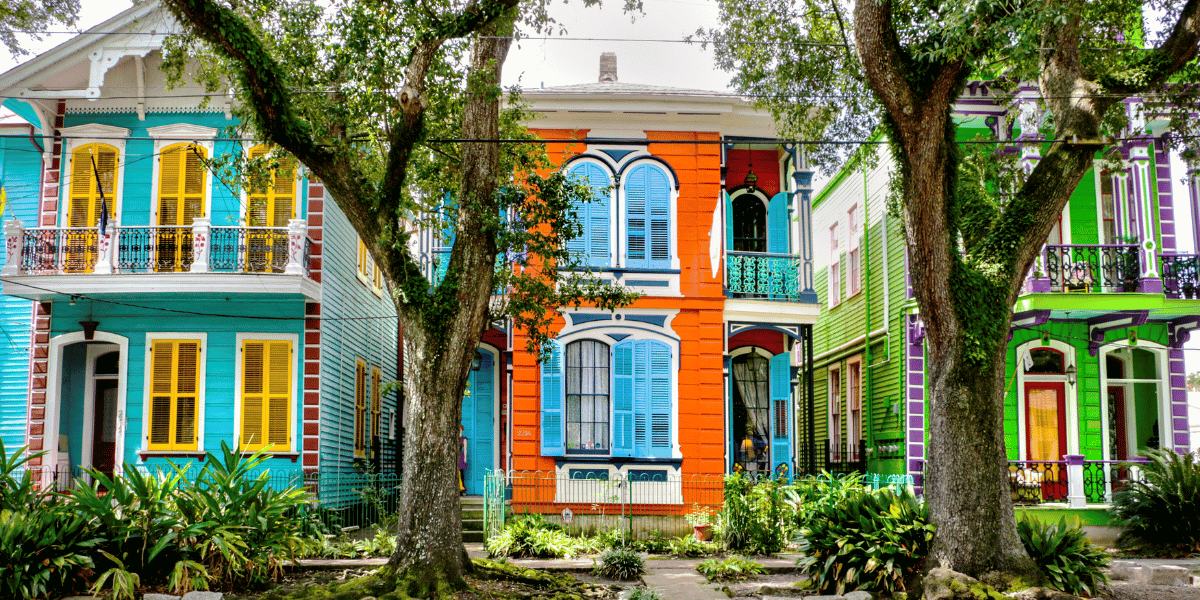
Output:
[
  {"xmin": 1161, "ymin": 253, "xmax": 1200, "ymax": 299},
  {"xmin": 487, "ymin": 470, "xmax": 725, "ymax": 537},
  {"xmin": 1043, "ymin": 244, "xmax": 1140, "ymax": 293}
]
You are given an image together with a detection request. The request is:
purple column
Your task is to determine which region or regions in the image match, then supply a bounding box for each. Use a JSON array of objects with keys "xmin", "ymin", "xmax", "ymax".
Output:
[
  {"xmin": 1155, "ymin": 143, "xmax": 1177, "ymax": 255},
  {"xmin": 906, "ymin": 315, "xmax": 927, "ymax": 493},
  {"xmin": 1168, "ymin": 348, "xmax": 1190, "ymax": 453}
]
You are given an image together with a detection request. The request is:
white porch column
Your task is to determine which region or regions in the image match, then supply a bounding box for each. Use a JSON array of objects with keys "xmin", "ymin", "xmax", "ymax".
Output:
[
  {"xmin": 3, "ymin": 219, "xmax": 25, "ymax": 276},
  {"xmin": 1129, "ymin": 145, "xmax": 1162, "ymax": 292},
  {"xmin": 286, "ymin": 218, "xmax": 308, "ymax": 276},
  {"xmin": 1064, "ymin": 454, "xmax": 1086, "ymax": 508},
  {"xmin": 94, "ymin": 222, "xmax": 115, "ymax": 274},
  {"xmin": 190, "ymin": 217, "xmax": 211, "ymax": 273},
  {"xmin": 1188, "ymin": 163, "xmax": 1200, "ymax": 254}
]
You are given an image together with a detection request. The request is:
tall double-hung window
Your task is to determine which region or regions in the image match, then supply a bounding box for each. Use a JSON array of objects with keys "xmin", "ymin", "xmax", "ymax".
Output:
[
  {"xmin": 66, "ymin": 143, "xmax": 119, "ymax": 272},
  {"xmin": 624, "ymin": 164, "xmax": 671, "ymax": 269},
  {"xmin": 566, "ymin": 162, "xmax": 611, "ymax": 268},
  {"xmin": 156, "ymin": 143, "xmax": 207, "ymax": 272},
  {"xmin": 239, "ymin": 338, "xmax": 294, "ymax": 452},
  {"xmin": 147, "ymin": 338, "xmax": 202, "ymax": 451},
  {"xmin": 246, "ymin": 145, "xmax": 297, "ymax": 273},
  {"xmin": 541, "ymin": 337, "xmax": 673, "ymax": 459}
]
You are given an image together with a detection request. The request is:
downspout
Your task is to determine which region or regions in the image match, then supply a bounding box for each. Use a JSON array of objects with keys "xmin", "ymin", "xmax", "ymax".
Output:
[{"xmin": 862, "ymin": 167, "xmax": 874, "ymax": 468}]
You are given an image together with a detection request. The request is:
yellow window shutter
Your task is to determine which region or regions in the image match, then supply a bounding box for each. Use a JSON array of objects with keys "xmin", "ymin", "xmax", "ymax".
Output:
[
  {"xmin": 182, "ymin": 145, "xmax": 206, "ymax": 223},
  {"xmin": 267, "ymin": 341, "xmax": 291, "ymax": 447},
  {"xmin": 354, "ymin": 361, "xmax": 365, "ymax": 454},
  {"xmin": 148, "ymin": 340, "xmax": 200, "ymax": 451},
  {"xmin": 272, "ymin": 157, "xmax": 296, "ymax": 226},
  {"xmin": 241, "ymin": 341, "xmax": 265, "ymax": 448},
  {"xmin": 149, "ymin": 341, "xmax": 175, "ymax": 447},
  {"xmin": 158, "ymin": 146, "xmax": 183, "ymax": 226},
  {"xmin": 371, "ymin": 367, "xmax": 382, "ymax": 438},
  {"xmin": 68, "ymin": 146, "xmax": 95, "ymax": 228},
  {"xmin": 174, "ymin": 342, "xmax": 200, "ymax": 448}
]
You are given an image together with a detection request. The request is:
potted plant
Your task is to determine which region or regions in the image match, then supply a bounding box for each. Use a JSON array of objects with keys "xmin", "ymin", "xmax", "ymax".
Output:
[{"xmin": 686, "ymin": 504, "xmax": 716, "ymax": 541}]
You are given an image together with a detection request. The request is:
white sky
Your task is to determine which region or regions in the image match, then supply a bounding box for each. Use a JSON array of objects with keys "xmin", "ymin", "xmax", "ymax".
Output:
[{"xmin": 2, "ymin": 0, "xmax": 1199, "ymax": 388}]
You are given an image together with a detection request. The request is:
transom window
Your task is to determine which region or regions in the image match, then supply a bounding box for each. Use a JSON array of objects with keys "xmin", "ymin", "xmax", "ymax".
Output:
[
  {"xmin": 1025, "ymin": 348, "xmax": 1065, "ymax": 374},
  {"xmin": 566, "ymin": 340, "xmax": 611, "ymax": 453}
]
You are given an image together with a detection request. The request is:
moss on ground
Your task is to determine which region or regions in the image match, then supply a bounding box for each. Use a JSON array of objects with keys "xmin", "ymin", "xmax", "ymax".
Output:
[{"xmin": 256, "ymin": 560, "xmax": 609, "ymax": 599}]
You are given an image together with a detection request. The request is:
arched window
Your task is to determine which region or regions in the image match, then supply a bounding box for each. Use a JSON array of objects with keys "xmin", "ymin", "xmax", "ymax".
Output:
[
  {"xmin": 566, "ymin": 162, "xmax": 611, "ymax": 268},
  {"xmin": 732, "ymin": 194, "xmax": 767, "ymax": 253},
  {"xmin": 624, "ymin": 163, "xmax": 671, "ymax": 269}
]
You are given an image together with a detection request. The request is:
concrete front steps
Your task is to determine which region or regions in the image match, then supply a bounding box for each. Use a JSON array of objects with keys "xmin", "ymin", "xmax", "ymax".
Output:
[{"xmin": 462, "ymin": 495, "xmax": 485, "ymax": 543}]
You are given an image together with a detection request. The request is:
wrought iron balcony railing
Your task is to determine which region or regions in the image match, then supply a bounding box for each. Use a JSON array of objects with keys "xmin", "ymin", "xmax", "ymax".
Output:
[
  {"xmin": 2, "ymin": 219, "xmax": 311, "ymax": 277},
  {"xmin": 1042, "ymin": 244, "xmax": 1140, "ymax": 293},
  {"xmin": 725, "ymin": 251, "xmax": 803, "ymax": 301},
  {"xmin": 1160, "ymin": 254, "xmax": 1200, "ymax": 299}
]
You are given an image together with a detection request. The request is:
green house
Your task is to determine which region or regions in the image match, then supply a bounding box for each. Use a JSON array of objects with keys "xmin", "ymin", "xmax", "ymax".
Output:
[{"xmin": 810, "ymin": 82, "xmax": 1200, "ymax": 511}]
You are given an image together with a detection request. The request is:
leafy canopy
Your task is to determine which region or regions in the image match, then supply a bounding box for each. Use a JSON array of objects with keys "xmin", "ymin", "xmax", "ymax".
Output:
[{"xmin": 161, "ymin": 0, "xmax": 639, "ymax": 355}]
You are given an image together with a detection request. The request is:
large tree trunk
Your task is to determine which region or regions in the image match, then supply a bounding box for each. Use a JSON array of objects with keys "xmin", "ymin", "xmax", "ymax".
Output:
[{"xmin": 387, "ymin": 20, "xmax": 513, "ymax": 593}]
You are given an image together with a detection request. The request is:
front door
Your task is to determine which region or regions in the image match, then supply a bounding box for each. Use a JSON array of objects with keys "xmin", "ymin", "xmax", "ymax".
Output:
[
  {"xmin": 91, "ymin": 379, "xmax": 118, "ymax": 480},
  {"xmin": 460, "ymin": 350, "xmax": 495, "ymax": 496},
  {"xmin": 1025, "ymin": 381, "xmax": 1067, "ymax": 500}
]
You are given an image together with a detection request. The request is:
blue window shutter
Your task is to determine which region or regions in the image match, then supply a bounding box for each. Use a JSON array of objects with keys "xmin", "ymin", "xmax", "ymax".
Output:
[
  {"xmin": 434, "ymin": 194, "xmax": 457, "ymax": 285},
  {"xmin": 626, "ymin": 166, "xmax": 648, "ymax": 268},
  {"xmin": 768, "ymin": 192, "xmax": 789, "ymax": 254},
  {"xmin": 631, "ymin": 340, "xmax": 650, "ymax": 456},
  {"xmin": 571, "ymin": 163, "xmax": 609, "ymax": 268},
  {"xmin": 646, "ymin": 340, "xmax": 673, "ymax": 458},
  {"xmin": 540, "ymin": 340, "xmax": 565, "ymax": 456},
  {"xmin": 723, "ymin": 191, "xmax": 733, "ymax": 254},
  {"xmin": 566, "ymin": 165, "xmax": 591, "ymax": 262},
  {"xmin": 612, "ymin": 340, "xmax": 634, "ymax": 457},
  {"xmin": 769, "ymin": 352, "xmax": 792, "ymax": 480},
  {"xmin": 646, "ymin": 168, "xmax": 671, "ymax": 268}
]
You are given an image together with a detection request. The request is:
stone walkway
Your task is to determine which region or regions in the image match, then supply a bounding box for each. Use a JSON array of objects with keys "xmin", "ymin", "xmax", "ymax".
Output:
[{"xmin": 288, "ymin": 548, "xmax": 1200, "ymax": 599}]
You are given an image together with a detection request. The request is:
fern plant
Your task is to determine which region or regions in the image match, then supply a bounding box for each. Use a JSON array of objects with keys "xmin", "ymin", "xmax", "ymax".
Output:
[
  {"xmin": 593, "ymin": 548, "xmax": 645, "ymax": 580},
  {"xmin": 695, "ymin": 556, "xmax": 766, "ymax": 582},
  {"xmin": 1110, "ymin": 449, "xmax": 1200, "ymax": 554},
  {"xmin": 1017, "ymin": 517, "xmax": 1109, "ymax": 597}
]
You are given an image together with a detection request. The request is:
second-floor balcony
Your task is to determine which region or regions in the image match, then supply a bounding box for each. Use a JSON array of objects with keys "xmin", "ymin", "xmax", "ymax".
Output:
[
  {"xmin": 1025, "ymin": 243, "xmax": 1200, "ymax": 300},
  {"xmin": 1, "ymin": 218, "xmax": 318, "ymax": 300},
  {"xmin": 724, "ymin": 251, "xmax": 815, "ymax": 303}
]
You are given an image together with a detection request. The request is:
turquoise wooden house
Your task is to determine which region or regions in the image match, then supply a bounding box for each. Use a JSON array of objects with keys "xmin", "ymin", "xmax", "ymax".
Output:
[
  {"xmin": 0, "ymin": 2, "xmax": 399, "ymax": 506},
  {"xmin": 811, "ymin": 82, "xmax": 1200, "ymax": 528}
]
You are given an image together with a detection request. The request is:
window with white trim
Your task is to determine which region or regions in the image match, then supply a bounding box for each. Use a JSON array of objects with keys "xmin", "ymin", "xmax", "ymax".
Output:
[
  {"xmin": 238, "ymin": 338, "xmax": 294, "ymax": 452},
  {"xmin": 624, "ymin": 163, "xmax": 672, "ymax": 270},
  {"xmin": 566, "ymin": 161, "xmax": 612, "ymax": 268},
  {"xmin": 144, "ymin": 333, "xmax": 205, "ymax": 452},
  {"xmin": 354, "ymin": 359, "xmax": 368, "ymax": 456},
  {"xmin": 828, "ymin": 366, "xmax": 842, "ymax": 457},
  {"xmin": 829, "ymin": 223, "xmax": 841, "ymax": 306},
  {"xmin": 847, "ymin": 358, "xmax": 862, "ymax": 454},
  {"xmin": 848, "ymin": 205, "xmax": 861, "ymax": 296},
  {"xmin": 541, "ymin": 337, "xmax": 673, "ymax": 459}
]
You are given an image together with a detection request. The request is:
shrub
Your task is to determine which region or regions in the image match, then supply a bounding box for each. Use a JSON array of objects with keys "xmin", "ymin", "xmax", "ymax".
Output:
[
  {"xmin": 784, "ymin": 471, "xmax": 866, "ymax": 532},
  {"xmin": 695, "ymin": 556, "xmax": 766, "ymax": 582},
  {"xmin": 487, "ymin": 514, "xmax": 577, "ymax": 559},
  {"xmin": 796, "ymin": 488, "xmax": 932, "ymax": 596},
  {"xmin": 1110, "ymin": 449, "xmax": 1200, "ymax": 555},
  {"xmin": 0, "ymin": 503, "xmax": 99, "ymax": 599},
  {"xmin": 719, "ymin": 473, "xmax": 794, "ymax": 554},
  {"xmin": 668, "ymin": 535, "xmax": 717, "ymax": 558},
  {"xmin": 1018, "ymin": 517, "xmax": 1109, "ymax": 596},
  {"xmin": 631, "ymin": 530, "xmax": 671, "ymax": 554},
  {"xmin": 593, "ymin": 548, "xmax": 645, "ymax": 580}
]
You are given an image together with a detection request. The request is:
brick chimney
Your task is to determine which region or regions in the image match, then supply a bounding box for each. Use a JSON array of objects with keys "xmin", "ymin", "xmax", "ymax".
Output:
[{"xmin": 599, "ymin": 52, "xmax": 617, "ymax": 83}]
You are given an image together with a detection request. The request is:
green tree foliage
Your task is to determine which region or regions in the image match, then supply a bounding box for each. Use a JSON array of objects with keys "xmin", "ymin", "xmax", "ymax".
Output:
[
  {"xmin": 158, "ymin": 0, "xmax": 640, "ymax": 590},
  {"xmin": 0, "ymin": 0, "xmax": 78, "ymax": 58},
  {"xmin": 1187, "ymin": 370, "xmax": 1199, "ymax": 391},
  {"xmin": 704, "ymin": 0, "xmax": 1200, "ymax": 579}
]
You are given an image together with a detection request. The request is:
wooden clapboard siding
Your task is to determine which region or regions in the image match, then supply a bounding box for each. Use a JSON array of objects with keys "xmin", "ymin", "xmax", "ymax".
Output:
[
  {"xmin": 316, "ymin": 188, "xmax": 399, "ymax": 475},
  {"xmin": 0, "ymin": 132, "xmax": 43, "ymax": 450},
  {"xmin": 46, "ymin": 297, "xmax": 305, "ymax": 471}
]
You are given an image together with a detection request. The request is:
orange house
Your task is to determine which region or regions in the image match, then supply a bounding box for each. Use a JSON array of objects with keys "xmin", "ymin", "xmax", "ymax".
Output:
[{"xmin": 433, "ymin": 55, "xmax": 821, "ymax": 521}]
